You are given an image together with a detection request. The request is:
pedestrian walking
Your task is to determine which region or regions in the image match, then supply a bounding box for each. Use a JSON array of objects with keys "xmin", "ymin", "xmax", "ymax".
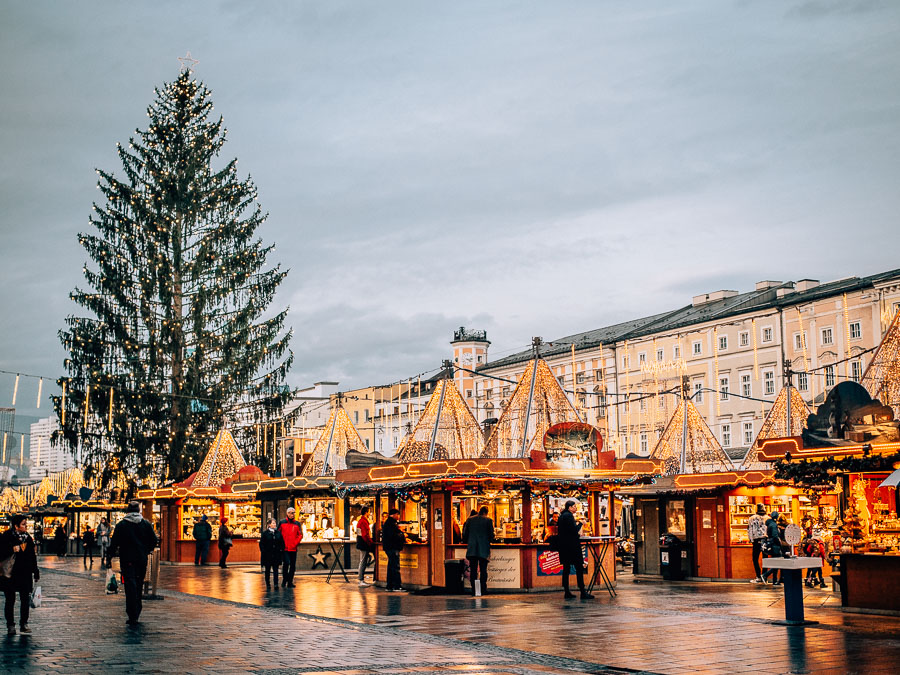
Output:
[
  {"xmin": 748, "ymin": 504, "xmax": 768, "ymax": 583},
  {"xmin": 259, "ymin": 518, "xmax": 283, "ymax": 589},
  {"xmin": 1, "ymin": 514, "xmax": 40, "ymax": 635},
  {"xmin": 463, "ymin": 506, "xmax": 495, "ymax": 596},
  {"xmin": 53, "ymin": 523, "xmax": 67, "ymax": 557},
  {"xmin": 192, "ymin": 514, "xmax": 213, "ymax": 566},
  {"xmin": 97, "ymin": 517, "xmax": 112, "ymax": 568},
  {"xmin": 558, "ymin": 500, "xmax": 593, "ymax": 599},
  {"xmin": 382, "ymin": 508, "xmax": 407, "ymax": 592},
  {"xmin": 81, "ymin": 526, "xmax": 95, "ymax": 565},
  {"xmin": 218, "ymin": 519, "xmax": 233, "ymax": 568},
  {"xmin": 355, "ymin": 506, "xmax": 375, "ymax": 587},
  {"xmin": 278, "ymin": 507, "xmax": 303, "ymax": 587},
  {"xmin": 109, "ymin": 501, "xmax": 158, "ymax": 626}
]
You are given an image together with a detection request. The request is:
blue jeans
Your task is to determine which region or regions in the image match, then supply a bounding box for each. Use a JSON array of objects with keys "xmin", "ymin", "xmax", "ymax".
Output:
[{"xmin": 385, "ymin": 549, "xmax": 402, "ymax": 590}]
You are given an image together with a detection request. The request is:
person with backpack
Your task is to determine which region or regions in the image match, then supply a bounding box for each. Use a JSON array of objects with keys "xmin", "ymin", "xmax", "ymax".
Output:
[
  {"xmin": 109, "ymin": 501, "xmax": 158, "ymax": 626},
  {"xmin": 762, "ymin": 511, "xmax": 783, "ymax": 585}
]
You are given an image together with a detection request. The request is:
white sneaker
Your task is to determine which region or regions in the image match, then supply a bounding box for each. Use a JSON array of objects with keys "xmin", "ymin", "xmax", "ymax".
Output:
[
  {"xmin": 358, "ymin": 581, "xmax": 371, "ymax": 587},
  {"xmin": 750, "ymin": 577, "xmax": 763, "ymax": 584}
]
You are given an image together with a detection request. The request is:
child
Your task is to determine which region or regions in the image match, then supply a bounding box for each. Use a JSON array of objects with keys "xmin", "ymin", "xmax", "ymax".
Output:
[{"xmin": 803, "ymin": 536, "xmax": 826, "ymax": 588}]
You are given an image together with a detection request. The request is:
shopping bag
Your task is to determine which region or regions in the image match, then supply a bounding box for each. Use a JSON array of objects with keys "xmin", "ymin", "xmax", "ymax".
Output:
[
  {"xmin": 105, "ymin": 570, "xmax": 119, "ymax": 594},
  {"xmin": 30, "ymin": 585, "xmax": 42, "ymax": 608}
]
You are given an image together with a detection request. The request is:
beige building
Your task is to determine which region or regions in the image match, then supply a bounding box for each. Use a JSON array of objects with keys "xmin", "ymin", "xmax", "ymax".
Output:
[{"xmin": 474, "ymin": 269, "xmax": 900, "ymax": 461}]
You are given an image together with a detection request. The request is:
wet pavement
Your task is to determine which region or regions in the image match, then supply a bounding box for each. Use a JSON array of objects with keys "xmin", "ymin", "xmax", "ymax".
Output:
[{"xmin": 29, "ymin": 557, "xmax": 900, "ymax": 673}]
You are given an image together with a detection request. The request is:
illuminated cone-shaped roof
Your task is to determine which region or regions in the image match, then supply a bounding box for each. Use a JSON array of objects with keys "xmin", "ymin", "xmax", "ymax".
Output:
[
  {"xmin": 741, "ymin": 386, "xmax": 811, "ymax": 469},
  {"xmin": 301, "ymin": 406, "xmax": 370, "ymax": 476},
  {"xmin": 193, "ymin": 430, "xmax": 246, "ymax": 487},
  {"xmin": 862, "ymin": 309, "xmax": 900, "ymax": 419},
  {"xmin": 0, "ymin": 487, "xmax": 23, "ymax": 513},
  {"xmin": 28, "ymin": 477, "xmax": 53, "ymax": 508},
  {"xmin": 485, "ymin": 359, "xmax": 581, "ymax": 458},
  {"xmin": 396, "ymin": 379, "xmax": 484, "ymax": 462},
  {"xmin": 58, "ymin": 468, "xmax": 85, "ymax": 497},
  {"xmin": 651, "ymin": 399, "xmax": 733, "ymax": 474}
]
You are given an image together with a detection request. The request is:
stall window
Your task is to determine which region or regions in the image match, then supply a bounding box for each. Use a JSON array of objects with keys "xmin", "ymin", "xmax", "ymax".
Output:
[
  {"xmin": 223, "ymin": 501, "xmax": 262, "ymax": 538},
  {"xmin": 294, "ymin": 497, "xmax": 339, "ymax": 540},
  {"xmin": 453, "ymin": 490, "xmax": 526, "ymax": 544},
  {"xmin": 665, "ymin": 500, "xmax": 687, "ymax": 536},
  {"xmin": 181, "ymin": 501, "xmax": 219, "ymax": 540}
]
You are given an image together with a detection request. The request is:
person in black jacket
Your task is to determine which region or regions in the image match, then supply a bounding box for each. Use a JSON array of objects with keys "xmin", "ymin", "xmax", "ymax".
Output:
[
  {"xmin": 381, "ymin": 508, "xmax": 407, "ymax": 592},
  {"xmin": 258, "ymin": 518, "xmax": 284, "ymax": 589},
  {"xmin": 462, "ymin": 507, "xmax": 495, "ymax": 596},
  {"xmin": 109, "ymin": 501, "xmax": 158, "ymax": 626},
  {"xmin": 1, "ymin": 514, "xmax": 40, "ymax": 635},
  {"xmin": 558, "ymin": 500, "xmax": 593, "ymax": 599},
  {"xmin": 81, "ymin": 526, "xmax": 95, "ymax": 565}
]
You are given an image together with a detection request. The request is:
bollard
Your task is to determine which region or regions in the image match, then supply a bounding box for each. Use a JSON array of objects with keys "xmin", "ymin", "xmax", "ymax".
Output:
[{"xmin": 142, "ymin": 549, "xmax": 164, "ymax": 600}]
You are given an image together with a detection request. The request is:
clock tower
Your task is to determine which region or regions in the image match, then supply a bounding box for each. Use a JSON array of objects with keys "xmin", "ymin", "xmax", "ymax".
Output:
[{"xmin": 451, "ymin": 327, "xmax": 490, "ymax": 417}]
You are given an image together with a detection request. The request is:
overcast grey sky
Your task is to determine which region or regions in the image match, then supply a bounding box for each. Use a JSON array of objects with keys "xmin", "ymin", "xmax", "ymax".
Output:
[{"xmin": 2, "ymin": 0, "xmax": 899, "ymax": 418}]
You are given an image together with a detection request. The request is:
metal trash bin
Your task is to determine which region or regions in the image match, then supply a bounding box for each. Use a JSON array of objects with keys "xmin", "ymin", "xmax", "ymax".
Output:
[
  {"xmin": 659, "ymin": 533, "xmax": 684, "ymax": 580},
  {"xmin": 443, "ymin": 559, "xmax": 466, "ymax": 594}
]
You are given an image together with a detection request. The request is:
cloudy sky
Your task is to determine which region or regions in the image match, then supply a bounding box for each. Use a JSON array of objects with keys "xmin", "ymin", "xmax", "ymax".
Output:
[{"xmin": 1, "ymin": 0, "xmax": 899, "ymax": 419}]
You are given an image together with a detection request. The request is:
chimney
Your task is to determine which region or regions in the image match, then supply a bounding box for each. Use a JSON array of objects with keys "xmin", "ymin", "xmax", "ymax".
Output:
[
  {"xmin": 755, "ymin": 280, "xmax": 782, "ymax": 291},
  {"xmin": 795, "ymin": 279, "xmax": 820, "ymax": 292},
  {"xmin": 692, "ymin": 290, "xmax": 739, "ymax": 307}
]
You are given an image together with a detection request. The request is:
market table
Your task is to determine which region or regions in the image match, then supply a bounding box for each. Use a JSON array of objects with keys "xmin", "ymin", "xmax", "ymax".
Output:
[
  {"xmin": 762, "ymin": 557, "xmax": 822, "ymax": 624},
  {"xmin": 581, "ymin": 536, "xmax": 617, "ymax": 597},
  {"xmin": 325, "ymin": 537, "xmax": 351, "ymax": 583}
]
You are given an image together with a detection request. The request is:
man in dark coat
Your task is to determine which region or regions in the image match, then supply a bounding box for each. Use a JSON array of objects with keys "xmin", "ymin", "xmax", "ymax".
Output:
[
  {"xmin": 558, "ymin": 500, "xmax": 593, "ymax": 599},
  {"xmin": 259, "ymin": 517, "xmax": 284, "ymax": 589},
  {"xmin": 192, "ymin": 514, "xmax": 213, "ymax": 566},
  {"xmin": 109, "ymin": 501, "xmax": 158, "ymax": 626},
  {"xmin": 463, "ymin": 506, "xmax": 495, "ymax": 596},
  {"xmin": 1, "ymin": 514, "xmax": 40, "ymax": 635},
  {"xmin": 381, "ymin": 508, "xmax": 407, "ymax": 592}
]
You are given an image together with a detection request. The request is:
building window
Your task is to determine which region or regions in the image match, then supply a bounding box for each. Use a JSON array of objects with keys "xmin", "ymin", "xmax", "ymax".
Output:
[
  {"xmin": 623, "ymin": 356, "xmax": 629, "ymax": 369},
  {"xmin": 718, "ymin": 335, "xmax": 728, "ymax": 352},
  {"xmin": 693, "ymin": 381, "xmax": 703, "ymax": 403},
  {"xmin": 739, "ymin": 331, "xmax": 749, "ymax": 347},
  {"xmin": 797, "ymin": 372, "xmax": 808, "ymax": 391},
  {"xmin": 640, "ymin": 432, "xmax": 648, "ymax": 454},
  {"xmin": 673, "ymin": 345, "xmax": 681, "ymax": 359},
  {"xmin": 825, "ymin": 365, "xmax": 835, "ymax": 388},
  {"xmin": 743, "ymin": 421, "xmax": 754, "ymax": 446},
  {"xmin": 598, "ymin": 394, "xmax": 606, "ymax": 418},
  {"xmin": 466, "ymin": 390, "xmax": 473, "ymax": 399},
  {"xmin": 365, "ymin": 439, "xmax": 370, "ymax": 450},
  {"xmin": 638, "ymin": 352, "xmax": 646, "ymax": 364},
  {"xmin": 556, "ymin": 376, "xmax": 565, "ymax": 386},
  {"xmin": 392, "ymin": 436, "xmax": 399, "ymax": 449},
  {"xmin": 850, "ymin": 321, "xmax": 862, "ymax": 340},
  {"xmin": 692, "ymin": 341, "xmax": 702, "ymax": 356},
  {"xmin": 741, "ymin": 373, "xmax": 751, "ymax": 397},
  {"xmin": 719, "ymin": 376, "xmax": 730, "ymax": 401},
  {"xmin": 477, "ymin": 355, "xmax": 483, "ymax": 364},
  {"xmin": 851, "ymin": 360, "xmax": 862, "ymax": 382},
  {"xmin": 658, "ymin": 395, "xmax": 665, "ymax": 409},
  {"xmin": 576, "ymin": 372, "xmax": 585, "ymax": 384},
  {"xmin": 639, "ymin": 396, "xmax": 646, "ymax": 411},
  {"xmin": 794, "ymin": 332, "xmax": 808, "ymax": 351},
  {"xmin": 354, "ymin": 410, "xmax": 359, "ymax": 424},
  {"xmin": 764, "ymin": 370, "xmax": 775, "ymax": 396},
  {"xmin": 502, "ymin": 387, "xmax": 509, "ymax": 397},
  {"xmin": 821, "ymin": 327, "xmax": 833, "ymax": 346},
  {"xmin": 485, "ymin": 389, "xmax": 493, "ymax": 400},
  {"xmin": 762, "ymin": 327, "xmax": 773, "ymax": 343},
  {"xmin": 722, "ymin": 424, "xmax": 731, "ymax": 448},
  {"xmin": 657, "ymin": 349, "xmax": 664, "ymax": 362},
  {"xmin": 594, "ymin": 369, "xmax": 604, "ymax": 382}
]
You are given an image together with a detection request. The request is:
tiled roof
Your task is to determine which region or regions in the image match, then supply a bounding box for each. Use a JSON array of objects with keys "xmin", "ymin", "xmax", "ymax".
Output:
[{"xmin": 479, "ymin": 268, "xmax": 900, "ymax": 372}]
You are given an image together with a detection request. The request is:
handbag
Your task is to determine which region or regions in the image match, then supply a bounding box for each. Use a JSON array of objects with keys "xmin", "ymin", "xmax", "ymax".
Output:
[
  {"xmin": 105, "ymin": 569, "xmax": 119, "ymax": 594},
  {"xmin": 222, "ymin": 537, "xmax": 233, "ymax": 548},
  {"xmin": 0, "ymin": 553, "xmax": 14, "ymax": 578},
  {"xmin": 29, "ymin": 585, "xmax": 42, "ymax": 609}
]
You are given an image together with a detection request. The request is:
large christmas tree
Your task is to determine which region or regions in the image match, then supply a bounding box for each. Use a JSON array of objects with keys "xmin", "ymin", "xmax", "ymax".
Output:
[{"xmin": 55, "ymin": 68, "xmax": 293, "ymax": 487}]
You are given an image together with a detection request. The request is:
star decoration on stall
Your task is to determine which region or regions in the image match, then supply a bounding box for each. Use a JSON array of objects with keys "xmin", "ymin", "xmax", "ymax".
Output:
[
  {"xmin": 301, "ymin": 405, "xmax": 371, "ymax": 476},
  {"xmin": 862, "ymin": 308, "xmax": 900, "ymax": 419},
  {"xmin": 308, "ymin": 545, "xmax": 331, "ymax": 569},
  {"xmin": 651, "ymin": 399, "xmax": 732, "ymax": 474},
  {"xmin": 396, "ymin": 378, "xmax": 484, "ymax": 462},
  {"xmin": 740, "ymin": 386, "xmax": 811, "ymax": 469},
  {"xmin": 178, "ymin": 51, "xmax": 199, "ymax": 73},
  {"xmin": 484, "ymin": 358, "xmax": 581, "ymax": 458}
]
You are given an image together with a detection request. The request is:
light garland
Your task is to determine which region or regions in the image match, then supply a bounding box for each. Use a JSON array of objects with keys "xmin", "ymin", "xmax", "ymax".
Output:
[
  {"xmin": 396, "ymin": 378, "xmax": 483, "ymax": 462},
  {"xmin": 36, "ymin": 377, "xmax": 42, "ymax": 409},
  {"xmin": 714, "ymin": 326, "xmax": 721, "ymax": 416},
  {"xmin": 843, "ymin": 292, "xmax": 852, "ymax": 380},
  {"xmin": 650, "ymin": 398, "xmax": 732, "ymax": 475},
  {"xmin": 623, "ymin": 340, "xmax": 631, "ymax": 451},
  {"xmin": 861, "ymin": 307, "xmax": 900, "ymax": 418},
  {"xmin": 12, "ymin": 374, "xmax": 19, "ymax": 406}
]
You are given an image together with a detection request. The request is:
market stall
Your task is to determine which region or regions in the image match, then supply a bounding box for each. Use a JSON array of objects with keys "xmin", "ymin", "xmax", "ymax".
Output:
[
  {"xmin": 137, "ymin": 430, "xmax": 265, "ymax": 564},
  {"xmin": 336, "ymin": 455, "xmax": 657, "ymax": 592}
]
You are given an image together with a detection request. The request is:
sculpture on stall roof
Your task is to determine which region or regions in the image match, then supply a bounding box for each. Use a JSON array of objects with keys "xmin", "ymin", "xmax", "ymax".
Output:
[{"xmin": 802, "ymin": 382, "xmax": 898, "ymax": 447}]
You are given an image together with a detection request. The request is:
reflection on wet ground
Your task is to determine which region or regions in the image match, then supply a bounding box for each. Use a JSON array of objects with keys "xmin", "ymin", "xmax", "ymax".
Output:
[{"xmin": 41, "ymin": 557, "xmax": 900, "ymax": 674}]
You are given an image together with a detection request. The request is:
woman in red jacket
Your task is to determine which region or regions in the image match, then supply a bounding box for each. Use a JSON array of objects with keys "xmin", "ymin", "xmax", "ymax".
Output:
[{"xmin": 355, "ymin": 506, "xmax": 375, "ymax": 587}]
